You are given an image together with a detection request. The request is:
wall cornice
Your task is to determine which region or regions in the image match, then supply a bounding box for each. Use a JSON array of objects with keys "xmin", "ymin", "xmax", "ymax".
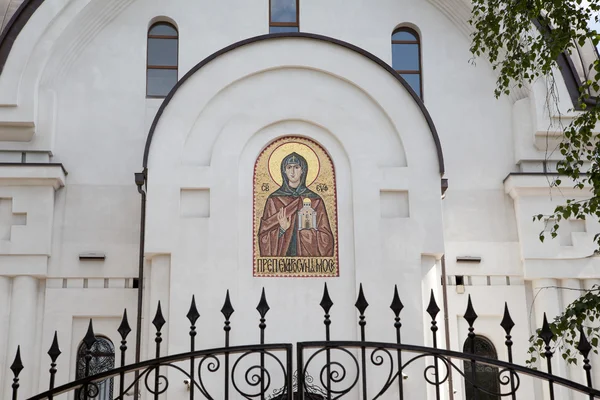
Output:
[
  {"xmin": 0, "ymin": 163, "xmax": 67, "ymax": 189},
  {"xmin": 504, "ymin": 173, "xmax": 591, "ymax": 199}
]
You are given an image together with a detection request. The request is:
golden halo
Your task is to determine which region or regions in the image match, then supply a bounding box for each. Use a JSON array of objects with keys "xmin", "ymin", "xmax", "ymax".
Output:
[{"xmin": 268, "ymin": 141, "xmax": 320, "ymax": 187}]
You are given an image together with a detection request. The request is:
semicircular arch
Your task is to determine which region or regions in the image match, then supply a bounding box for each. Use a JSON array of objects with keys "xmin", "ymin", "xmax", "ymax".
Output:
[{"xmin": 143, "ymin": 33, "xmax": 445, "ymax": 175}]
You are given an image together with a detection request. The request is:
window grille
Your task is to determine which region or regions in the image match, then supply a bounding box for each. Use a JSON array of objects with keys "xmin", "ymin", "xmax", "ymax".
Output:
[
  {"xmin": 75, "ymin": 336, "xmax": 115, "ymax": 400},
  {"xmin": 463, "ymin": 335, "xmax": 500, "ymax": 400}
]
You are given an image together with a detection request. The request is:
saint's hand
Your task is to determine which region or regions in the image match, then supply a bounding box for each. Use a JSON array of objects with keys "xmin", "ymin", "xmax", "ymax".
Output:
[{"xmin": 277, "ymin": 207, "xmax": 291, "ymax": 231}]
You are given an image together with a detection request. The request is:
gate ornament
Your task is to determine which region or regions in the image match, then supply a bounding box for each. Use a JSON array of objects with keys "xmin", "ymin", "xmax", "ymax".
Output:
[{"xmin": 11, "ymin": 284, "xmax": 600, "ymax": 400}]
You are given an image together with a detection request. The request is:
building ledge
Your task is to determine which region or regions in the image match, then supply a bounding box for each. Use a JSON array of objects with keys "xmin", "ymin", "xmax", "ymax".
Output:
[
  {"xmin": 504, "ymin": 172, "xmax": 591, "ymax": 199},
  {"xmin": 0, "ymin": 163, "xmax": 67, "ymax": 189}
]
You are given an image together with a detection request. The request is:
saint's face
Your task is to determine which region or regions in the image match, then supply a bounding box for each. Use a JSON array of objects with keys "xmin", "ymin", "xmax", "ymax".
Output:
[{"xmin": 285, "ymin": 163, "xmax": 302, "ymax": 188}]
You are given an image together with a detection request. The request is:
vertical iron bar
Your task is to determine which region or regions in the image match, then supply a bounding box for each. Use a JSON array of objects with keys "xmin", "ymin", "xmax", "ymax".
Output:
[
  {"xmin": 431, "ymin": 311, "xmax": 440, "ymax": 399},
  {"xmin": 297, "ymin": 343, "xmax": 305, "ymax": 400},
  {"xmin": 48, "ymin": 362, "xmax": 56, "ymax": 400},
  {"xmin": 469, "ymin": 328, "xmax": 477, "ymax": 400},
  {"xmin": 427, "ymin": 290, "xmax": 442, "ymax": 400},
  {"xmin": 286, "ymin": 345, "xmax": 293, "ymax": 400},
  {"xmin": 360, "ymin": 319, "xmax": 367, "ymax": 399},
  {"xmin": 390, "ymin": 285, "xmax": 404, "ymax": 400},
  {"xmin": 190, "ymin": 331, "xmax": 196, "ymax": 400},
  {"xmin": 432, "ymin": 323, "xmax": 440, "ymax": 400},
  {"xmin": 576, "ymin": 326, "xmax": 594, "ymax": 400},
  {"xmin": 545, "ymin": 350, "xmax": 555, "ymax": 400},
  {"xmin": 540, "ymin": 313, "xmax": 555, "ymax": 400},
  {"xmin": 154, "ymin": 331, "xmax": 161, "ymax": 400},
  {"xmin": 221, "ymin": 290, "xmax": 234, "ymax": 400},
  {"xmin": 152, "ymin": 302, "xmax": 166, "ymax": 400},
  {"xmin": 81, "ymin": 320, "xmax": 97, "ymax": 400},
  {"xmin": 10, "ymin": 346, "xmax": 23, "ymax": 400},
  {"xmin": 321, "ymin": 283, "xmax": 334, "ymax": 400},
  {"xmin": 118, "ymin": 310, "xmax": 131, "ymax": 400},
  {"xmin": 463, "ymin": 295, "xmax": 479, "ymax": 400},
  {"xmin": 225, "ymin": 324, "xmax": 230, "ymax": 400},
  {"xmin": 84, "ymin": 344, "xmax": 92, "ymax": 400},
  {"xmin": 584, "ymin": 354, "xmax": 594, "ymax": 400},
  {"xmin": 500, "ymin": 303, "xmax": 516, "ymax": 400},
  {"xmin": 120, "ymin": 338, "xmax": 127, "ymax": 398},
  {"xmin": 47, "ymin": 332, "xmax": 61, "ymax": 400},
  {"xmin": 187, "ymin": 296, "xmax": 200, "ymax": 400},
  {"xmin": 260, "ymin": 317, "xmax": 266, "ymax": 400},
  {"xmin": 395, "ymin": 323, "xmax": 403, "ymax": 400},
  {"xmin": 256, "ymin": 288, "xmax": 270, "ymax": 400},
  {"xmin": 355, "ymin": 284, "xmax": 369, "ymax": 399}
]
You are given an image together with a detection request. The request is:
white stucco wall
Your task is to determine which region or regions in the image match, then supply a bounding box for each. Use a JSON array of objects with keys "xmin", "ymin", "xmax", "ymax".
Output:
[{"xmin": 0, "ymin": 0, "xmax": 596, "ymax": 399}]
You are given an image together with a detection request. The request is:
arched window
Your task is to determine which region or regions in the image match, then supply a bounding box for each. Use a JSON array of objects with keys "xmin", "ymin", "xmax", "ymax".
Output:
[
  {"xmin": 392, "ymin": 28, "xmax": 422, "ymax": 99},
  {"xmin": 463, "ymin": 335, "xmax": 500, "ymax": 400},
  {"xmin": 75, "ymin": 337, "xmax": 115, "ymax": 400},
  {"xmin": 147, "ymin": 22, "xmax": 178, "ymax": 98},
  {"xmin": 270, "ymin": 0, "xmax": 299, "ymax": 33}
]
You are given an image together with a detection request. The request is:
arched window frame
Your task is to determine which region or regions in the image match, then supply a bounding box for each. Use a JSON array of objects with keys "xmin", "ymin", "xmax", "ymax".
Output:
[
  {"xmin": 75, "ymin": 336, "xmax": 115, "ymax": 400},
  {"xmin": 463, "ymin": 335, "xmax": 500, "ymax": 400},
  {"xmin": 269, "ymin": 0, "xmax": 299, "ymax": 33},
  {"xmin": 391, "ymin": 27, "xmax": 423, "ymax": 100},
  {"xmin": 147, "ymin": 21, "xmax": 179, "ymax": 98}
]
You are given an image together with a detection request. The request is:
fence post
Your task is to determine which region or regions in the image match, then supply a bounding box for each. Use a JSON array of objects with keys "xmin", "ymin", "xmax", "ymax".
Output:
[
  {"xmin": 464, "ymin": 295, "xmax": 479, "ymax": 400},
  {"xmin": 390, "ymin": 285, "xmax": 404, "ymax": 400},
  {"xmin": 152, "ymin": 302, "xmax": 166, "ymax": 400},
  {"xmin": 320, "ymin": 283, "xmax": 334, "ymax": 400},
  {"xmin": 500, "ymin": 303, "xmax": 516, "ymax": 400},
  {"xmin": 540, "ymin": 313, "xmax": 556, "ymax": 400},
  {"xmin": 256, "ymin": 288, "xmax": 270, "ymax": 400},
  {"xmin": 10, "ymin": 346, "xmax": 23, "ymax": 400},
  {"xmin": 577, "ymin": 326, "xmax": 594, "ymax": 400},
  {"xmin": 47, "ymin": 332, "xmax": 61, "ymax": 400},
  {"xmin": 221, "ymin": 290, "xmax": 234, "ymax": 400},
  {"xmin": 118, "ymin": 310, "xmax": 132, "ymax": 399},
  {"xmin": 427, "ymin": 290, "xmax": 441, "ymax": 400},
  {"xmin": 187, "ymin": 296, "xmax": 200, "ymax": 400},
  {"xmin": 355, "ymin": 284, "xmax": 369, "ymax": 399}
]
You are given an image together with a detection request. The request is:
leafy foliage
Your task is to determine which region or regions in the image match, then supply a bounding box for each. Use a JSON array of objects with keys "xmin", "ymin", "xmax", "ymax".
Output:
[
  {"xmin": 526, "ymin": 287, "xmax": 600, "ymax": 367},
  {"xmin": 470, "ymin": 0, "xmax": 600, "ymax": 245},
  {"xmin": 468, "ymin": 0, "xmax": 600, "ymax": 363}
]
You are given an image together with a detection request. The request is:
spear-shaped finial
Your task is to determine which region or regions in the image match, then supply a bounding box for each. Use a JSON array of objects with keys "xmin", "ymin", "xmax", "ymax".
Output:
[
  {"xmin": 187, "ymin": 295, "xmax": 200, "ymax": 326},
  {"xmin": 152, "ymin": 301, "xmax": 166, "ymax": 333}
]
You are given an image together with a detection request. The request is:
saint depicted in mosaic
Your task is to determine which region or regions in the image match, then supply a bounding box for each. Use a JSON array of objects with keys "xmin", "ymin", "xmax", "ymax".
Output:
[{"xmin": 254, "ymin": 137, "xmax": 338, "ymax": 277}]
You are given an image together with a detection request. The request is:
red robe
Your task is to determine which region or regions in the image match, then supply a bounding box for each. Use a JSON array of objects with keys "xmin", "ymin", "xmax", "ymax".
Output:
[{"xmin": 258, "ymin": 196, "xmax": 334, "ymax": 257}]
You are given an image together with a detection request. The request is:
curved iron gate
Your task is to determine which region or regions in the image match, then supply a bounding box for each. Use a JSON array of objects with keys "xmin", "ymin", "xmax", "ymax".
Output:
[{"xmin": 8, "ymin": 284, "xmax": 600, "ymax": 400}]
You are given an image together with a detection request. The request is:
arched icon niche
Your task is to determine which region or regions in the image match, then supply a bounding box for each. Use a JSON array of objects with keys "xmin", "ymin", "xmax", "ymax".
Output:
[{"xmin": 253, "ymin": 136, "xmax": 339, "ymax": 277}]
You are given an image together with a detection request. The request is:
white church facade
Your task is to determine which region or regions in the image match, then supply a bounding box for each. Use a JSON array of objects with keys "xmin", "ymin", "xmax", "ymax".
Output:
[{"xmin": 0, "ymin": 0, "xmax": 599, "ymax": 399}]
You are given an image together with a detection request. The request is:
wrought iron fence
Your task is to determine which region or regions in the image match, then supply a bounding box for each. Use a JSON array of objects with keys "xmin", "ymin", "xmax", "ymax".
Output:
[{"xmin": 8, "ymin": 284, "xmax": 600, "ymax": 399}]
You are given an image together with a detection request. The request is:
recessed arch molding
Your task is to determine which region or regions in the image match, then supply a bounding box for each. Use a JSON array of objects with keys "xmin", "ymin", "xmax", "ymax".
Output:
[{"xmin": 142, "ymin": 32, "xmax": 446, "ymax": 175}]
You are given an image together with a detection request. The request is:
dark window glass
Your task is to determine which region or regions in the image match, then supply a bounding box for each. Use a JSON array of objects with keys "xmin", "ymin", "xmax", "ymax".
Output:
[
  {"xmin": 147, "ymin": 22, "xmax": 178, "ymax": 97},
  {"xmin": 149, "ymin": 23, "xmax": 177, "ymax": 36},
  {"xmin": 271, "ymin": 0, "xmax": 297, "ymax": 23},
  {"xmin": 75, "ymin": 337, "xmax": 115, "ymax": 400},
  {"xmin": 147, "ymin": 69, "xmax": 178, "ymax": 97},
  {"xmin": 463, "ymin": 336, "xmax": 500, "ymax": 400},
  {"xmin": 392, "ymin": 43, "xmax": 420, "ymax": 71},
  {"xmin": 392, "ymin": 28, "xmax": 422, "ymax": 99},
  {"xmin": 147, "ymin": 38, "xmax": 177, "ymax": 67},
  {"xmin": 270, "ymin": 26, "xmax": 299, "ymax": 33},
  {"xmin": 400, "ymin": 73, "xmax": 421, "ymax": 97}
]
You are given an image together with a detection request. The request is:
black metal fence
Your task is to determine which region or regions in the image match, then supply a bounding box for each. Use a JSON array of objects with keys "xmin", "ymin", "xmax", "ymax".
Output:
[{"xmin": 9, "ymin": 284, "xmax": 600, "ymax": 399}]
